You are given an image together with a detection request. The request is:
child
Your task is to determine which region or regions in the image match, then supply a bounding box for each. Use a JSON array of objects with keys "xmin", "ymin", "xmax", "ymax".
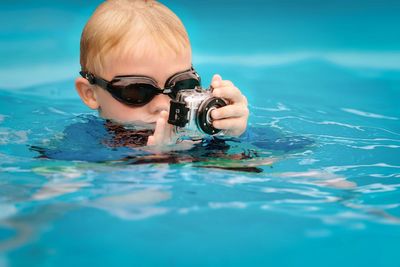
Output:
[
  {"xmin": 75, "ymin": 0, "xmax": 249, "ymax": 147},
  {"xmin": 31, "ymin": 0, "xmax": 311, "ymax": 167}
]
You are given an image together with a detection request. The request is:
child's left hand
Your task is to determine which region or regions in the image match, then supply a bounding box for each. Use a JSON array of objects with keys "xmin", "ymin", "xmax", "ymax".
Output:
[{"xmin": 210, "ymin": 74, "xmax": 249, "ymax": 136}]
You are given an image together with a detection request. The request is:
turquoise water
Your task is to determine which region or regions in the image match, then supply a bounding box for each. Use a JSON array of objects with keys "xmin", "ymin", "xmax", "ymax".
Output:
[{"xmin": 1, "ymin": 1, "xmax": 400, "ymax": 266}]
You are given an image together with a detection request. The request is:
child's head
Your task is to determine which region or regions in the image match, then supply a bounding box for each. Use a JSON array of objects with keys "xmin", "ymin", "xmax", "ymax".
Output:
[{"xmin": 75, "ymin": 0, "xmax": 193, "ymax": 123}]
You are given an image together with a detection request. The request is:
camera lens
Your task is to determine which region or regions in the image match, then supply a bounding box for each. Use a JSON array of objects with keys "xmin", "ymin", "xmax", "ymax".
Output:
[
  {"xmin": 197, "ymin": 97, "xmax": 227, "ymax": 135},
  {"xmin": 206, "ymin": 107, "xmax": 217, "ymax": 125}
]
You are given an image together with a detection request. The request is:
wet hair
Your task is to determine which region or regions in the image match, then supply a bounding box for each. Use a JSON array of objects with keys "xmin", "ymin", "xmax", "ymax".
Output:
[
  {"xmin": 80, "ymin": 0, "xmax": 191, "ymax": 76},
  {"xmin": 103, "ymin": 121, "xmax": 153, "ymax": 148}
]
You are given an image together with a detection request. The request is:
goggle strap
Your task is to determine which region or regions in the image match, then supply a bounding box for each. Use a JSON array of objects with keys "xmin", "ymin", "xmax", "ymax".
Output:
[
  {"xmin": 80, "ymin": 71, "xmax": 95, "ymax": 84},
  {"xmin": 80, "ymin": 71, "xmax": 110, "ymax": 91},
  {"xmin": 162, "ymin": 88, "xmax": 172, "ymax": 94}
]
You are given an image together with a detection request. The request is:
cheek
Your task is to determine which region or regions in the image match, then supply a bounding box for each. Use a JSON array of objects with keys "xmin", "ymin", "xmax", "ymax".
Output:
[{"xmin": 95, "ymin": 90, "xmax": 148, "ymax": 122}]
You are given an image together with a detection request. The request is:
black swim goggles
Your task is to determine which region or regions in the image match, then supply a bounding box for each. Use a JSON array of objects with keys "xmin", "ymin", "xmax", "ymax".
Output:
[{"xmin": 80, "ymin": 67, "xmax": 201, "ymax": 106}]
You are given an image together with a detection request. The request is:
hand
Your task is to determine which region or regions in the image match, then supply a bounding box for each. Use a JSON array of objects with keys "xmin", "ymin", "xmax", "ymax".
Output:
[
  {"xmin": 210, "ymin": 74, "xmax": 249, "ymax": 136},
  {"xmin": 145, "ymin": 111, "xmax": 196, "ymax": 152},
  {"xmin": 146, "ymin": 110, "xmax": 174, "ymax": 147}
]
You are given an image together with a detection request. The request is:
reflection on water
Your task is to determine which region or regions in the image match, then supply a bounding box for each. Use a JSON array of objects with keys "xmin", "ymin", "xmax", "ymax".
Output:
[{"xmin": 90, "ymin": 189, "xmax": 171, "ymax": 220}]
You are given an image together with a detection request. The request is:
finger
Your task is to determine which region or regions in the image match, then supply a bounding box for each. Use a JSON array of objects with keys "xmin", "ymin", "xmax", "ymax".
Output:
[
  {"xmin": 212, "ymin": 118, "xmax": 247, "ymax": 136},
  {"xmin": 212, "ymin": 86, "xmax": 245, "ymax": 104},
  {"xmin": 211, "ymin": 104, "xmax": 249, "ymax": 120},
  {"xmin": 160, "ymin": 110, "xmax": 173, "ymax": 141},
  {"xmin": 213, "ymin": 118, "xmax": 238, "ymax": 130},
  {"xmin": 157, "ymin": 111, "xmax": 174, "ymax": 145},
  {"xmin": 152, "ymin": 111, "xmax": 169, "ymax": 145},
  {"xmin": 153, "ymin": 118, "xmax": 166, "ymax": 145},
  {"xmin": 211, "ymin": 79, "xmax": 233, "ymax": 89},
  {"xmin": 211, "ymin": 74, "xmax": 222, "ymax": 84},
  {"xmin": 147, "ymin": 135, "xmax": 155, "ymax": 146}
]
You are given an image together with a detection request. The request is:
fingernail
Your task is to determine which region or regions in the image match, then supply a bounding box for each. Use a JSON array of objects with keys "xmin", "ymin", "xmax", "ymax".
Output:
[{"xmin": 213, "ymin": 74, "xmax": 222, "ymax": 81}]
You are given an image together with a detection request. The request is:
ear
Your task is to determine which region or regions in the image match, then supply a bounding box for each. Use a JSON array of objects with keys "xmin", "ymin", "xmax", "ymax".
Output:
[{"xmin": 75, "ymin": 77, "xmax": 100, "ymax": 109}]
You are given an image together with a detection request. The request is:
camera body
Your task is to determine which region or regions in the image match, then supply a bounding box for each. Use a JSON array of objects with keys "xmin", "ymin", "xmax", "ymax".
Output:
[{"xmin": 168, "ymin": 87, "xmax": 227, "ymax": 140}]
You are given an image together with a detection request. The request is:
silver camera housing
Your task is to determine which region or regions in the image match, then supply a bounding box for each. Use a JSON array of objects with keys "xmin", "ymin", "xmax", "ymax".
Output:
[{"xmin": 168, "ymin": 87, "xmax": 227, "ymax": 140}]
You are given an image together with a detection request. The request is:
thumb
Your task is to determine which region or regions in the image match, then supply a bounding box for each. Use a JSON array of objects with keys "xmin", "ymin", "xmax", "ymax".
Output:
[{"xmin": 211, "ymin": 74, "xmax": 222, "ymax": 89}]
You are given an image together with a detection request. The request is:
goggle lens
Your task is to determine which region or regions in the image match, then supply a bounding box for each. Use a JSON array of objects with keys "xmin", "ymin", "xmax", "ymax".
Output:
[
  {"xmin": 111, "ymin": 83, "xmax": 158, "ymax": 106},
  {"xmin": 170, "ymin": 78, "xmax": 200, "ymax": 98}
]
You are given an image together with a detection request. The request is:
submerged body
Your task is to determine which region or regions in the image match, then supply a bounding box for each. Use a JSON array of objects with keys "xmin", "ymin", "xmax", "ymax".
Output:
[{"xmin": 30, "ymin": 115, "xmax": 313, "ymax": 172}]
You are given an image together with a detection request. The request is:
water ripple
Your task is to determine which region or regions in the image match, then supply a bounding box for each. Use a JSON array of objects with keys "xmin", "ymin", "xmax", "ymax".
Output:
[
  {"xmin": 0, "ymin": 128, "xmax": 29, "ymax": 145},
  {"xmin": 209, "ymin": 202, "xmax": 247, "ymax": 209},
  {"xmin": 342, "ymin": 108, "xmax": 399, "ymax": 120},
  {"xmin": 250, "ymin": 103, "xmax": 290, "ymax": 112},
  {"xmin": 347, "ymin": 144, "xmax": 400, "ymax": 150},
  {"xmin": 324, "ymin": 163, "xmax": 400, "ymax": 172},
  {"xmin": 354, "ymin": 183, "xmax": 400, "ymax": 193}
]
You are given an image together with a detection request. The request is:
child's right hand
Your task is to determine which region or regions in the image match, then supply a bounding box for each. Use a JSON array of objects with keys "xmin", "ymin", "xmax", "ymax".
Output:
[
  {"xmin": 146, "ymin": 110, "xmax": 196, "ymax": 152},
  {"xmin": 146, "ymin": 110, "xmax": 174, "ymax": 146}
]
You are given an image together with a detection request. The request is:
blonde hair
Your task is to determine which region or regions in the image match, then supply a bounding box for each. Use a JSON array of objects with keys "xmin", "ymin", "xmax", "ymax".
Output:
[{"xmin": 80, "ymin": 0, "xmax": 190, "ymax": 75}]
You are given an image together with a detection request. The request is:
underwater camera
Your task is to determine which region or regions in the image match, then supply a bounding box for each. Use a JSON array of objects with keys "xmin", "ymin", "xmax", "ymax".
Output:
[{"xmin": 168, "ymin": 87, "xmax": 227, "ymax": 140}]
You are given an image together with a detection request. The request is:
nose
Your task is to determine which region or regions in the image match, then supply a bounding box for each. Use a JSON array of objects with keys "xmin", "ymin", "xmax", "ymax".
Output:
[{"xmin": 148, "ymin": 94, "xmax": 171, "ymax": 115}]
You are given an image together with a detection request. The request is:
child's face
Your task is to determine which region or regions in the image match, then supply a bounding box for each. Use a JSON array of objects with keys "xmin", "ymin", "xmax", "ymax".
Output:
[{"xmin": 92, "ymin": 46, "xmax": 192, "ymax": 125}]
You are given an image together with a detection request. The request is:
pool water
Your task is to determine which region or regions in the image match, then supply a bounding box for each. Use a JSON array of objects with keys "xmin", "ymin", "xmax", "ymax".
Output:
[{"xmin": 1, "ymin": 1, "xmax": 400, "ymax": 267}]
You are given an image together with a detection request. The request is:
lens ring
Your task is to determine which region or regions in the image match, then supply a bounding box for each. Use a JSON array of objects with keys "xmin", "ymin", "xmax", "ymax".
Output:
[
  {"xmin": 206, "ymin": 107, "xmax": 217, "ymax": 125},
  {"xmin": 197, "ymin": 97, "xmax": 227, "ymax": 135}
]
